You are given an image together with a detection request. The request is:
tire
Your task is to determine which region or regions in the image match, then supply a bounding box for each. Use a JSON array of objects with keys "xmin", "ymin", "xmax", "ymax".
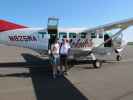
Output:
[
  {"xmin": 116, "ymin": 55, "xmax": 121, "ymax": 61},
  {"xmin": 93, "ymin": 60, "xmax": 102, "ymax": 68}
]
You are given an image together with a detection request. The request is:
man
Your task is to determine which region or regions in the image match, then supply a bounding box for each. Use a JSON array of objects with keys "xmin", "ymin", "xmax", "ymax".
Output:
[
  {"xmin": 50, "ymin": 39, "xmax": 60, "ymax": 79},
  {"xmin": 60, "ymin": 38, "xmax": 70, "ymax": 75}
]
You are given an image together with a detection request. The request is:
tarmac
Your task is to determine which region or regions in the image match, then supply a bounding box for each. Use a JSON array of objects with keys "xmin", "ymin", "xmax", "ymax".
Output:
[{"xmin": 0, "ymin": 44, "xmax": 133, "ymax": 100}]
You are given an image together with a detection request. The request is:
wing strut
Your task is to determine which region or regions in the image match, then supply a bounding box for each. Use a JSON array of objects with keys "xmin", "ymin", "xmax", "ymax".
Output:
[{"xmin": 94, "ymin": 27, "xmax": 128, "ymax": 50}]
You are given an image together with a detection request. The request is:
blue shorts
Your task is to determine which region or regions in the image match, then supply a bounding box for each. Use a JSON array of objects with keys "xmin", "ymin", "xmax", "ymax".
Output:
[{"xmin": 51, "ymin": 55, "xmax": 60, "ymax": 65}]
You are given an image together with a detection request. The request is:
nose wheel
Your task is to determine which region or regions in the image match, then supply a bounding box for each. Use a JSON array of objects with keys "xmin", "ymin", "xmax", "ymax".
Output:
[
  {"xmin": 90, "ymin": 52, "xmax": 102, "ymax": 68},
  {"xmin": 93, "ymin": 60, "xmax": 102, "ymax": 68}
]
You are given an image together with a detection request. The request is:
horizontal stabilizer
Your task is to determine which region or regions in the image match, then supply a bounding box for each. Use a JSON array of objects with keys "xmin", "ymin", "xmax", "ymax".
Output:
[{"xmin": 0, "ymin": 20, "xmax": 27, "ymax": 32}]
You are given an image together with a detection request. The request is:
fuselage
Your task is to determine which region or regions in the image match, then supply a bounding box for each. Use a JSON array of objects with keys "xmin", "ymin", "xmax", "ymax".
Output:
[
  {"xmin": 0, "ymin": 27, "xmax": 123, "ymax": 56},
  {"xmin": 0, "ymin": 27, "xmax": 87, "ymax": 53}
]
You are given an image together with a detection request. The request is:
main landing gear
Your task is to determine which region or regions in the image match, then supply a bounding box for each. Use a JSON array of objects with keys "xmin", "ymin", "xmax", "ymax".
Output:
[
  {"xmin": 116, "ymin": 55, "xmax": 121, "ymax": 61},
  {"xmin": 115, "ymin": 49, "xmax": 121, "ymax": 61}
]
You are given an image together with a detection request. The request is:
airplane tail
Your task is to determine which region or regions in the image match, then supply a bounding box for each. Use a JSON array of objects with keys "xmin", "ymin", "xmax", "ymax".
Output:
[{"xmin": 0, "ymin": 20, "xmax": 27, "ymax": 32}]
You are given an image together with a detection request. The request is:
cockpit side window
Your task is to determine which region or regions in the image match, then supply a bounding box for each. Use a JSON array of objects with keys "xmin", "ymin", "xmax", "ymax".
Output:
[{"xmin": 91, "ymin": 32, "xmax": 96, "ymax": 38}]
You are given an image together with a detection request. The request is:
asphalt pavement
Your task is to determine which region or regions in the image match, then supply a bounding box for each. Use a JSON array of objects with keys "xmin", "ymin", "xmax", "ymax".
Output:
[{"xmin": 0, "ymin": 44, "xmax": 133, "ymax": 100}]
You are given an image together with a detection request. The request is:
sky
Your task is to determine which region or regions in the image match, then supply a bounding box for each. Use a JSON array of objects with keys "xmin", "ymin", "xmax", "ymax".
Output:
[{"xmin": 0, "ymin": 0, "xmax": 133, "ymax": 41}]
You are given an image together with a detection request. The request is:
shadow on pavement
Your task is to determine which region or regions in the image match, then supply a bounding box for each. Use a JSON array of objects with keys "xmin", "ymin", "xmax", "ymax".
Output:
[{"xmin": 0, "ymin": 53, "xmax": 88, "ymax": 100}]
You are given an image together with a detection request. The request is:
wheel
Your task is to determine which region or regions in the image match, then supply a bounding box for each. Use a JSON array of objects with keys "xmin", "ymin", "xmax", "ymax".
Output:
[
  {"xmin": 116, "ymin": 55, "xmax": 121, "ymax": 61},
  {"xmin": 93, "ymin": 60, "xmax": 102, "ymax": 68}
]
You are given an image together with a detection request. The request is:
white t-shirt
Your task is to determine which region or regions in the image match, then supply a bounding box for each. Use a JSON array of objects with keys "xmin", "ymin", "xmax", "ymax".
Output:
[
  {"xmin": 51, "ymin": 43, "xmax": 60, "ymax": 54},
  {"xmin": 60, "ymin": 43, "xmax": 70, "ymax": 55}
]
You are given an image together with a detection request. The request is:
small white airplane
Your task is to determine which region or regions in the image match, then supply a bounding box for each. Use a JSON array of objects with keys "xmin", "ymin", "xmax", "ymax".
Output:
[{"xmin": 0, "ymin": 18, "xmax": 133, "ymax": 68}]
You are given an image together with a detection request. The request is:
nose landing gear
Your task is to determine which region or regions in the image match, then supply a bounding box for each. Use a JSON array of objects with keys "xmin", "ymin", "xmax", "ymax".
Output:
[
  {"xmin": 93, "ymin": 60, "xmax": 102, "ymax": 68},
  {"xmin": 90, "ymin": 53, "xmax": 102, "ymax": 68}
]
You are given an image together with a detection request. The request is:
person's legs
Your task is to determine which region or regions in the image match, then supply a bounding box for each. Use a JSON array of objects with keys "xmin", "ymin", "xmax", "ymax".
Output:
[
  {"xmin": 59, "ymin": 55, "xmax": 65, "ymax": 75},
  {"xmin": 62, "ymin": 55, "xmax": 68, "ymax": 75},
  {"xmin": 51, "ymin": 57, "xmax": 58, "ymax": 79},
  {"xmin": 64, "ymin": 57, "xmax": 68, "ymax": 72},
  {"xmin": 52, "ymin": 64, "xmax": 57, "ymax": 79},
  {"xmin": 56, "ymin": 56, "xmax": 60, "ymax": 75},
  {"xmin": 59, "ymin": 55, "xmax": 69, "ymax": 75}
]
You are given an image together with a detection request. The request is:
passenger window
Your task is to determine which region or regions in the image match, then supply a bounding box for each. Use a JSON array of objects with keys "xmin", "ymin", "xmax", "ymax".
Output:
[
  {"xmin": 38, "ymin": 32, "xmax": 47, "ymax": 38},
  {"xmin": 59, "ymin": 32, "xmax": 67, "ymax": 38},
  {"xmin": 69, "ymin": 32, "xmax": 76, "ymax": 38},
  {"xmin": 80, "ymin": 32, "xmax": 87, "ymax": 38},
  {"xmin": 91, "ymin": 32, "xmax": 96, "ymax": 38}
]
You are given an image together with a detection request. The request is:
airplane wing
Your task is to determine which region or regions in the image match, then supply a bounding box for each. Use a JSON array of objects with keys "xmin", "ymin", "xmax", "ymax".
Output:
[
  {"xmin": 82, "ymin": 18, "xmax": 133, "ymax": 33},
  {"xmin": 80, "ymin": 18, "xmax": 133, "ymax": 53}
]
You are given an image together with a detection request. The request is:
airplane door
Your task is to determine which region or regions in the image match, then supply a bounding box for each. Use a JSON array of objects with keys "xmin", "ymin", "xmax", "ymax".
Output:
[
  {"xmin": 37, "ymin": 31, "xmax": 50, "ymax": 50},
  {"xmin": 47, "ymin": 17, "xmax": 59, "ymax": 50},
  {"xmin": 104, "ymin": 34, "xmax": 112, "ymax": 47}
]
